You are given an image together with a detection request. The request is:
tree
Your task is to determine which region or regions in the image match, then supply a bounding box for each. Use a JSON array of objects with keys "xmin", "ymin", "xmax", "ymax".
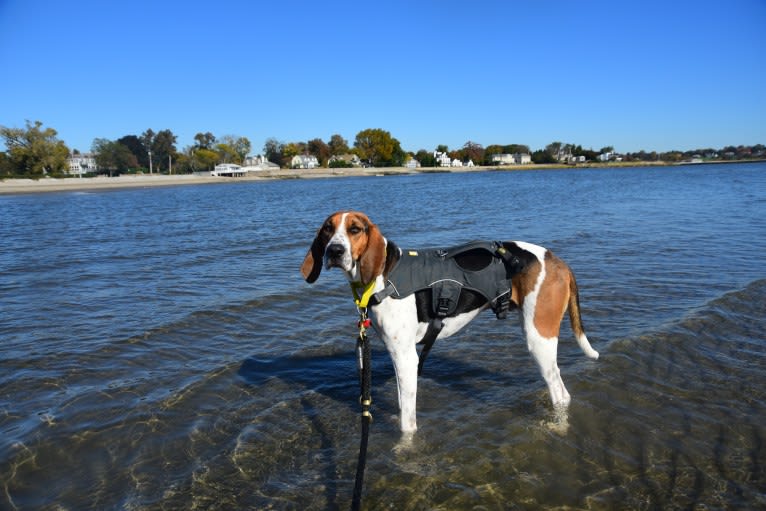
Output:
[
  {"xmin": 415, "ymin": 149, "xmax": 436, "ymax": 167},
  {"xmin": 545, "ymin": 141, "xmax": 565, "ymax": 160},
  {"xmin": 141, "ymin": 129, "xmax": 156, "ymax": 172},
  {"xmin": 194, "ymin": 132, "xmax": 216, "ymax": 150},
  {"xmin": 195, "ymin": 148, "xmax": 219, "ymax": 170},
  {"xmin": 217, "ymin": 135, "xmax": 251, "ymax": 164},
  {"xmin": 462, "ymin": 141, "xmax": 484, "ymax": 165},
  {"xmin": 0, "ymin": 120, "xmax": 70, "ymax": 177},
  {"xmin": 117, "ymin": 135, "xmax": 148, "ymax": 168},
  {"xmin": 282, "ymin": 142, "xmax": 305, "ymax": 161},
  {"xmin": 215, "ymin": 142, "xmax": 238, "ymax": 163},
  {"xmin": 308, "ymin": 138, "xmax": 330, "ymax": 166},
  {"xmin": 0, "ymin": 151, "xmax": 14, "ymax": 177},
  {"xmin": 151, "ymin": 129, "xmax": 177, "ymax": 172},
  {"xmin": 531, "ymin": 149, "xmax": 557, "ymax": 164},
  {"xmin": 92, "ymin": 138, "xmax": 138, "ymax": 176},
  {"xmin": 264, "ymin": 138, "xmax": 285, "ymax": 167},
  {"xmin": 328, "ymin": 134, "xmax": 349, "ymax": 156},
  {"xmin": 354, "ymin": 128, "xmax": 404, "ymax": 167}
]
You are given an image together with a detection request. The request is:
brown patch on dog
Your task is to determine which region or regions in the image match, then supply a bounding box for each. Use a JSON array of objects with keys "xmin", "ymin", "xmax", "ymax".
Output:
[
  {"xmin": 346, "ymin": 212, "xmax": 387, "ymax": 285},
  {"xmin": 533, "ymin": 251, "xmax": 571, "ymax": 338},
  {"xmin": 511, "ymin": 258, "xmax": 541, "ymax": 307},
  {"xmin": 300, "ymin": 212, "xmax": 344, "ymax": 282}
]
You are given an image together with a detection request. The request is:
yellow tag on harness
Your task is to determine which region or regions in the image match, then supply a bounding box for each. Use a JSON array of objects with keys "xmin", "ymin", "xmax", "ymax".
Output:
[{"xmin": 350, "ymin": 280, "xmax": 377, "ymax": 309}]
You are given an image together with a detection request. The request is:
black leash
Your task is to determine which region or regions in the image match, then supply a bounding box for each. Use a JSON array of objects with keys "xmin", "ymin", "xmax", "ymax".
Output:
[{"xmin": 351, "ymin": 309, "xmax": 373, "ymax": 511}]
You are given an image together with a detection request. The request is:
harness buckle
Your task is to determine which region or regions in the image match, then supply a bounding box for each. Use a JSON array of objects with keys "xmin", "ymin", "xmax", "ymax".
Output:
[{"xmin": 436, "ymin": 297, "xmax": 452, "ymax": 316}]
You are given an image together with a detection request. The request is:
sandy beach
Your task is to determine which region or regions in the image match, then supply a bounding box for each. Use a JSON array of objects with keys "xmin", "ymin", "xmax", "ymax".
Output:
[
  {"xmin": 0, "ymin": 166, "xmax": 480, "ymax": 194},
  {"xmin": 0, "ymin": 160, "xmax": 695, "ymax": 195}
]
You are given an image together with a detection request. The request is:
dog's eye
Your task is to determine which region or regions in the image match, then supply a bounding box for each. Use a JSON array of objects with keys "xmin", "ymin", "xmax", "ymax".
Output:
[
  {"xmin": 348, "ymin": 225, "xmax": 362, "ymax": 235},
  {"xmin": 322, "ymin": 223, "xmax": 333, "ymax": 233}
]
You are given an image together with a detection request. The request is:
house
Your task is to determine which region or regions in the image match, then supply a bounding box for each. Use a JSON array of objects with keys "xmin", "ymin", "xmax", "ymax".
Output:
[
  {"xmin": 291, "ymin": 154, "xmax": 320, "ymax": 169},
  {"xmin": 405, "ymin": 158, "xmax": 420, "ymax": 169},
  {"xmin": 329, "ymin": 153, "xmax": 362, "ymax": 167},
  {"xmin": 450, "ymin": 158, "xmax": 463, "ymax": 167},
  {"xmin": 515, "ymin": 153, "xmax": 532, "ymax": 164},
  {"xmin": 67, "ymin": 153, "xmax": 98, "ymax": 175},
  {"xmin": 434, "ymin": 151, "xmax": 452, "ymax": 167},
  {"xmin": 491, "ymin": 153, "xmax": 515, "ymax": 165},
  {"xmin": 241, "ymin": 154, "xmax": 280, "ymax": 171},
  {"xmin": 598, "ymin": 152, "xmax": 623, "ymax": 162},
  {"xmin": 212, "ymin": 163, "xmax": 244, "ymax": 176},
  {"xmin": 491, "ymin": 153, "xmax": 532, "ymax": 165}
]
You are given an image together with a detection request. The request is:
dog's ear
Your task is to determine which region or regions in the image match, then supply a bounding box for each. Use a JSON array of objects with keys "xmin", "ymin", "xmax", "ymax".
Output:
[
  {"xmin": 301, "ymin": 230, "xmax": 326, "ymax": 283},
  {"xmin": 358, "ymin": 220, "xmax": 386, "ymax": 285}
]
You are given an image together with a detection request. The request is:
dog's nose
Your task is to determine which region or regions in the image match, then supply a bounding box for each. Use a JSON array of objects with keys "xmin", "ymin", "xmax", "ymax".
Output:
[{"xmin": 326, "ymin": 244, "xmax": 345, "ymax": 259}]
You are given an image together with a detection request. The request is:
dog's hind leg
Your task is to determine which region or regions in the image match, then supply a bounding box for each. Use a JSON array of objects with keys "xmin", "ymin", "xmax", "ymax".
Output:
[{"xmin": 527, "ymin": 333, "xmax": 571, "ymax": 407}]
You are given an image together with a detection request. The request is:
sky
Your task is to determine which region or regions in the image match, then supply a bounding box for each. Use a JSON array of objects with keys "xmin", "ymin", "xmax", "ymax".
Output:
[{"xmin": 1, "ymin": 0, "xmax": 764, "ymax": 155}]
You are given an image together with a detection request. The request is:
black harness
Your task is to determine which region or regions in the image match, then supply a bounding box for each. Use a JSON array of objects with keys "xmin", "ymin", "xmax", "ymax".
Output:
[{"xmin": 373, "ymin": 240, "xmax": 527, "ymax": 374}]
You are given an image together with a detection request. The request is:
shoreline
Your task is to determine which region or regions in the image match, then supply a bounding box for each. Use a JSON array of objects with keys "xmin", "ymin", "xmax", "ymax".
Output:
[{"xmin": 0, "ymin": 159, "xmax": 758, "ymax": 195}]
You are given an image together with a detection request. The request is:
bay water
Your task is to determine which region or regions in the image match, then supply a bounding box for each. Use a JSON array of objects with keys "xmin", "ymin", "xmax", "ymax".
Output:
[{"xmin": 1, "ymin": 163, "xmax": 765, "ymax": 509}]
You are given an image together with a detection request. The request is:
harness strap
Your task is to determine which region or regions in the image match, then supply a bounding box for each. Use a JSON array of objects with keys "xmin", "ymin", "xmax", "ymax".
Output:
[
  {"xmin": 350, "ymin": 280, "xmax": 377, "ymax": 309},
  {"xmin": 417, "ymin": 317, "xmax": 443, "ymax": 376}
]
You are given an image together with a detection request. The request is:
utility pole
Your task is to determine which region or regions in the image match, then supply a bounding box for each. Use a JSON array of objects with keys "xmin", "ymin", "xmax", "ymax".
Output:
[
  {"xmin": 169, "ymin": 154, "xmax": 172, "ymax": 174},
  {"xmin": 148, "ymin": 150, "xmax": 153, "ymax": 174}
]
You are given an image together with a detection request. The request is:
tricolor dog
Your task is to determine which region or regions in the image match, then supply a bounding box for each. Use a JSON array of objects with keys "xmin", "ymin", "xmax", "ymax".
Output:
[{"xmin": 301, "ymin": 211, "xmax": 599, "ymax": 433}]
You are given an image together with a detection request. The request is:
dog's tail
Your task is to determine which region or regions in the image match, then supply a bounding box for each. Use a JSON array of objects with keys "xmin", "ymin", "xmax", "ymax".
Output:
[{"xmin": 568, "ymin": 270, "xmax": 600, "ymax": 359}]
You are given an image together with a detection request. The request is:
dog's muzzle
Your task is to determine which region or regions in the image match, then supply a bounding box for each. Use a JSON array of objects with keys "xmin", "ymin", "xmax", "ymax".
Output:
[{"xmin": 324, "ymin": 243, "xmax": 349, "ymax": 269}]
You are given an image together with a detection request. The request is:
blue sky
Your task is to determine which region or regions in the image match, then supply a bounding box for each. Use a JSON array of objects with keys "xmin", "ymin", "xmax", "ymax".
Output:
[{"xmin": 1, "ymin": 0, "xmax": 764, "ymax": 155}]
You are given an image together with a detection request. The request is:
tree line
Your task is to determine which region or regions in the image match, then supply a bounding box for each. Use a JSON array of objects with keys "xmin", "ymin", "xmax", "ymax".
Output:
[{"xmin": 1, "ymin": 120, "xmax": 764, "ymax": 178}]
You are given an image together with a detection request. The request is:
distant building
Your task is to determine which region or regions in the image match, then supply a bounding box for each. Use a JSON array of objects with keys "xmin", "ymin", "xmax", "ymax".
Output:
[
  {"xmin": 67, "ymin": 153, "xmax": 98, "ymax": 175},
  {"xmin": 241, "ymin": 154, "xmax": 280, "ymax": 171},
  {"xmin": 515, "ymin": 153, "xmax": 532, "ymax": 164},
  {"xmin": 405, "ymin": 158, "xmax": 420, "ymax": 169},
  {"xmin": 433, "ymin": 151, "xmax": 453, "ymax": 167},
  {"xmin": 598, "ymin": 152, "xmax": 622, "ymax": 162},
  {"xmin": 329, "ymin": 154, "xmax": 362, "ymax": 167},
  {"xmin": 291, "ymin": 154, "xmax": 320, "ymax": 169},
  {"xmin": 491, "ymin": 153, "xmax": 531, "ymax": 165},
  {"xmin": 212, "ymin": 163, "xmax": 244, "ymax": 176}
]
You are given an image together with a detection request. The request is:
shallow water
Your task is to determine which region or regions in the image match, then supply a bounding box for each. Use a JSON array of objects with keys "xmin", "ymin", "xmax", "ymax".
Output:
[{"xmin": 1, "ymin": 163, "xmax": 765, "ymax": 509}]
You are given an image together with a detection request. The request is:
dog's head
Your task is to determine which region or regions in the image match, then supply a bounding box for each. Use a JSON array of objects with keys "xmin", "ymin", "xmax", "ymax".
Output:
[{"xmin": 301, "ymin": 211, "xmax": 386, "ymax": 285}]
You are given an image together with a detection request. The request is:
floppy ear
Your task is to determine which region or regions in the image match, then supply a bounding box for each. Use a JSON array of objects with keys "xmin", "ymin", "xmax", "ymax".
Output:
[
  {"xmin": 358, "ymin": 220, "xmax": 386, "ymax": 285},
  {"xmin": 301, "ymin": 232, "xmax": 326, "ymax": 283}
]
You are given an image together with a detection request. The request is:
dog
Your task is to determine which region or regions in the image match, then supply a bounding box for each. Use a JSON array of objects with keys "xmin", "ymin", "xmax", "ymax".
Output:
[{"xmin": 301, "ymin": 211, "xmax": 599, "ymax": 432}]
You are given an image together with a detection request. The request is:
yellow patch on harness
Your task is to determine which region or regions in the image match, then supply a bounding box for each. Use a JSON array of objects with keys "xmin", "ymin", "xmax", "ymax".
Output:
[{"xmin": 408, "ymin": 250, "xmax": 419, "ymax": 256}]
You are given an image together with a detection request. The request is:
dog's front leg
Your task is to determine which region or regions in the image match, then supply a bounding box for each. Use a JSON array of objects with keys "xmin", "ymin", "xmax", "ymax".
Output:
[
  {"xmin": 372, "ymin": 297, "xmax": 421, "ymax": 433},
  {"xmin": 384, "ymin": 335, "xmax": 419, "ymax": 432}
]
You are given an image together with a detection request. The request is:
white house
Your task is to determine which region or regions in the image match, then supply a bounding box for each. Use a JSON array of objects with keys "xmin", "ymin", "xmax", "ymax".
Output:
[
  {"xmin": 405, "ymin": 158, "xmax": 420, "ymax": 169},
  {"xmin": 491, "ymin": 153, "xmax": 531, "ymax": 165},
  {"xmin": 434, "ymin": 151, "xmax": 452, "ymax": 167},
  {"xmin": 450, "ymin": 158, "xmax": 463, "ymax": 167},
  {"xmin": 212, "ymin": 163, "xmax": 244, "ymax": 176},
  {"xmin": 291, "ymin": 154, "xmax": 320, "ymax": 169},
  {"xmin": 241, "ymin": 154, "xmax": 280, "ymax": 171},
  {"xmin": 491, "ymin": 153, "xmax": 514, "ymax": 165},
  {"xmin": 598, "ymin": 152, "xmax": 622, "ymax": 162},
  {"xmin": 67, "ymin": 153, "xmax": 98, "ymax": 175},
  {"xmin": 514, "ymin": 153, "xmax": 532, "ymax": 164}
]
